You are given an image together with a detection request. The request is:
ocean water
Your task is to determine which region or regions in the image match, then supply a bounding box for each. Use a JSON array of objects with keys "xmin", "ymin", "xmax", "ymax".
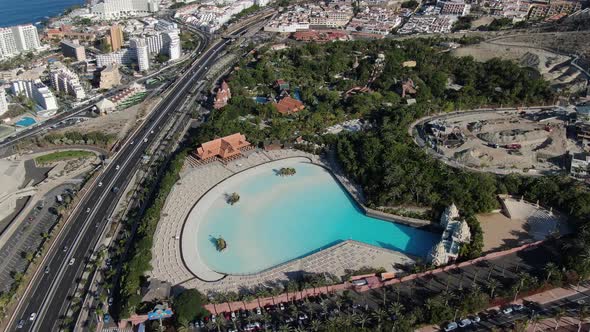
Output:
[
  {"xmin": 0, "ymin": 0, "xmax": 85, "ymax": 27},
  {"xmin": 195, "ymin": 161, "xmax": 439, "ymax": 275}
]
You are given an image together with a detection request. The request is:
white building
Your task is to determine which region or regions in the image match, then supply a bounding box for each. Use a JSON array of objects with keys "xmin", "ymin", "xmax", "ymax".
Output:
[
  {"xmin": 427, "ymin": 204, "xmax": 471, "ymax": 267},
  {"xmin": 91, "ymin": 0, "xmax": 160, "ymax": 18},
  {"xmin": 0, "ymin": 89, "xmax": 8, "ymax": 116},
  {"xmin": 155, "ymin": 19, "xmax": 178, "ymax": 31},
  {"xmin": 0, "ymin": 25, "xmax": 41, "ymax": 59},
  {"xmin": 96, "ymin": 49, "xmax": 134, "ymax": 67},
  {"xmin": 50, "ymin": 68, "xmax": 86, "ymax": 100},
  {"xmin": 0, "ymin": 28, "xmax": 18, "ymax": 59},
  {"xmin": 162, "ymin": 30, "xmax": 181, "ymax": 60},
  {"xmin": 130, "ymin": 38, "xmax": 150, "ymax": 72},
  {"xmin": 144, "ymin": 29, "xmax": 181, "ymax": 61},
  {"xmin": 11, "ymin": 80, "xmax": 58, "ymax": 112},
  {"xmin": 570, "ymin": 153, "xmax": 590, "ymax": 178}
]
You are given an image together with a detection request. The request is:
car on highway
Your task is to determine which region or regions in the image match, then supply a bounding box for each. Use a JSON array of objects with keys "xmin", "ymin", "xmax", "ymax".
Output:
[
  {"xmin": 16, "ymin": 319, "xmax": 24, "ymax": 329},
  {"xmin": 130, "ymin": 140, "xmax": 134, "ymax": 145},
  {"xmin": 98, "ymin": 182, "xmax": 102, "ymax": 187},
  {"xmin": 63, "ymin": 246, "xmax": 68, "ymax": 252},
  {"xmin": 44, "ymin": 266, "xmax": 50, "ymax": 274},
  {"xmin": 443, "ymin": 322, "xmax": 458, "ymax": 331},
  {"xmin": 69, "ymin": 258, "xmax": 75, "ymax": 266},
  {"xmin": 144, "ymin": 138, "xmax": 148, "ymax": 143},
  {"xmin": 115, "ymin": 165, "xmax": 120, "ymax": 171},
  {"xmin": 112, "ymin": 187, "xmax": 119, "ymax": 193},
  {"xmin": 29, "ymin": 313, "xmax": 36, "ymax": 321}
]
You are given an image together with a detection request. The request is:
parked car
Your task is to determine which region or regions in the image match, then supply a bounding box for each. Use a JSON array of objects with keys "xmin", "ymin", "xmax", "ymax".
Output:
[
  {"xmin": 502, "ymin": 307, "xmax": 513, "ymax": 315},
  {"xmin": 513, "ymin": 304, "xmax": 525, "ymax": 311},
  {"xmin": 443, "ymin": 322, "xmax": 458, "ymax": 331},
  {"xmin": 458, "ymin": 318, "xmax": 471, "ymax": 327}
]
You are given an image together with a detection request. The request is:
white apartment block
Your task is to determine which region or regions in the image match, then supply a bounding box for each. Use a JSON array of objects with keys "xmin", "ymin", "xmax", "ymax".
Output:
[
  {"xmin": 91, "ymin": 0, "xmax": 160, "ymax": 18},
  {"xmin": 0, "ymin": 89, "xmax": 8, "ymax": 116},
  {"xmin": 11, "ymin": 80, "xmax": 58, "ymax": 112},
  {"xmin": 144, "ymin": 29, "xmax": 181, "ymax": 60},
  {"xmin": 96, "ymin": 49, "xmax": 134, "ymax": 67},
  {"xmin": 0, "ymin": 25, "xmax": 41, "ymax": 59},
  {"xmin": 162, "ymin": 30, "xmax": 181, "ymax": 60},
  {"xmin": 130, "ymin": 38, "xmax": 150, "ymax": 71},
  {"xmin": 50, "ymin": 68, "xmax": 86, "ymax": 100}
]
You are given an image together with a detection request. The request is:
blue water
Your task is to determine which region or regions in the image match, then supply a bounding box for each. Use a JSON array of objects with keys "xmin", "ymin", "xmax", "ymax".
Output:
[
  {"xmin": 197, "ymin": 162, "xmax": 439, "ymax": 274},
  {"xmin": 293, "ymin": 88, "xmax": 302, "ymax": 101},
  {"xmin": 253, "ymin": 97, "xmax": 269, "ymax": 104},
  {"xmin": 15, "ymin": 117, "xmax": 36, "ymax": 127},
  {"xmin": 0, "ymin": 0, "xmax": 85, "ymax": 27}
]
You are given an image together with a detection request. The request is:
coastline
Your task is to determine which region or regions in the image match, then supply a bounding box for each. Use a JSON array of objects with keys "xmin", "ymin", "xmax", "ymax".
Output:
[{"xmin": 0, "ymin": 0, "xmax": 85, "ymax": 28}]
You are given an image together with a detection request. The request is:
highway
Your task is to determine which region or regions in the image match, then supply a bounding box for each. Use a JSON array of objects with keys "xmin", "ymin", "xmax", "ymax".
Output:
[
  {"xmin": 0, "ymin": 36, "xmax": 207, "ymax": 156},
  {"xmin": 6, "ymin": 21, "xmax": 254, "ymax": 332}
]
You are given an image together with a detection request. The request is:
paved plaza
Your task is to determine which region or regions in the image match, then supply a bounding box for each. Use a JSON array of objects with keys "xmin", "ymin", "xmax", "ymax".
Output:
[
  {"xmin": 478, "ymin": 196, "xmax": 569, "ymax": 253},
  {"xmin": 149, "ymin": 149, "xmax": 418, "ymax": 294}
]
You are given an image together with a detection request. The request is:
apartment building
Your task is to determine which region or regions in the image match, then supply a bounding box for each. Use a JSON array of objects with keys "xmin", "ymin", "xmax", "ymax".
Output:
[
  {"xmin": 130, "ymin": 38, "xmax": 150, "ymax": 71},
  {"xmin": 50, "ymin": 67, "xmax": 86, "ymax": 100},
  {"xmin": 60, "ymin": 40, "xmax": 86, "ymax": 61},
  {"xmin": 0, "ymin": 89, "xmax": 8, "ymax": 116},
  {"xmin": 0, "ymin": 25, "xmax": 42, "ymax": 59},
  {"xmin": 11, "ymin": 80, "xmax": 58, "ymax": 112},
  {"xmin": 91, "ymin": 0, "xmax": 160, "ymax": 18}
]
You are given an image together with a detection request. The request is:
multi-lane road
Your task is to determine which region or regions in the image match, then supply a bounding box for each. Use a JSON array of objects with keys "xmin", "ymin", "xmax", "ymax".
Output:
[{"xmin": 5, "ymin": 21, "xmax": 256, "ymax": 332}]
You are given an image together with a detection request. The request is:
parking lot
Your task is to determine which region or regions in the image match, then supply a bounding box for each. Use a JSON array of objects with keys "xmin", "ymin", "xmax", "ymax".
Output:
[{"xmin": 0, "ymin": 184, "xmax": 75, "ymax": 293}]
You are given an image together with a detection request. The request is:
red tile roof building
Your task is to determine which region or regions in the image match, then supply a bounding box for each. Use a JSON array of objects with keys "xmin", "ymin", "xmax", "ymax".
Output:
[
  {"xmin": 273, "ymin": 96, "xmax": 305, "ymax": 115},
  {"xmin": 195, "ymin": 133, "xmax": 251, "ymax": 160},
  {"xmin": 213, "ymin": 81, "xmax": 231, "ymax": 110}
]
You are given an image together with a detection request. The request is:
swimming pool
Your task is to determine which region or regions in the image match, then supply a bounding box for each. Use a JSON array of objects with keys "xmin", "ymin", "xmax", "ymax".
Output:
[
  {"xmin": 184, "ymin": 159, "xmax": 439, "ymax": 275},
  {"xmin": 15, "ymin": 117, "xmax": 37, "ymax": 127}
]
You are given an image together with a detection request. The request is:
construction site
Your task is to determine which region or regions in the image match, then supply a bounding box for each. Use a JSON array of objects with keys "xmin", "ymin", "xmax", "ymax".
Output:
[{"xmin": 419, "ymin": 108, "xmax": 583, "ymax": 175}]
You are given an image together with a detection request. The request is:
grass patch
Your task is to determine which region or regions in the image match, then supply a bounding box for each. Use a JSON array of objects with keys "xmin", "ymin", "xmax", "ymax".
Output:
[{"xmin": 35, "ymin": 150, "xmax": 95, "ymax": 165}]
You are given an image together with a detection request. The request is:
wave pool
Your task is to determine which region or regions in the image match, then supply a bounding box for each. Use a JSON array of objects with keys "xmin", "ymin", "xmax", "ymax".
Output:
[{"xmin": 183, "ymin": 158, "xmax": 439, "ymax": 276}]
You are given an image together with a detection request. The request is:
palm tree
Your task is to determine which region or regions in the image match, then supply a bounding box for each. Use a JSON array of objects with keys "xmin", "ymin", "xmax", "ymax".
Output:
[
  {"xmin": 544, "ymin": 262, "xmax": 558, "ymax": 283},
  {"xmin": 354, "ymin": 312, "xmax": 370, "ymax": 329},
  {"xmin": 309, "ymin": 319, "xmax": 322, "ymax": 332},
  {"xmin": 488, "ymin": 278, "xmax": 500, "ymax": 299},
  {"xmin": 278, "ymin": 324, "xmax": 293, "ymax": 332},
  {"xmin": 555, "ymin": 307, "xmax": 566, "ymax": 330},
  {"xmin": 372, "ymin": 308, "xmax": 388, "ymax": 330}
]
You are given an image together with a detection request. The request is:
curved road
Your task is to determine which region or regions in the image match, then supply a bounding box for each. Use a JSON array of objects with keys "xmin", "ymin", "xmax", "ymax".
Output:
[{"xmin": 6, "ymin": 21, "xmax": 256, "ymax": 332}]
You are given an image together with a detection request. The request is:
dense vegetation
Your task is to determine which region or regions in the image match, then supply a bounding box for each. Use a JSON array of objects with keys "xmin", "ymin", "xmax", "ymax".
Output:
[
  {"xmin": 119, "ymin": 149, "xmax": 189, "ymax": 317},
  {"xmin": 35, "ymin": 150, "xmax": 95, "ymax": 165},
  {"xmin": 115, "ymin": 37, "xmax": 590, "ymax": 328},
  {"xmin": 196, "ymin": 38, "xmax": 552, "ymax": 148},
  {"xmin": 41, "ymin": 131, "xmax": 116, "ymax": 147}
]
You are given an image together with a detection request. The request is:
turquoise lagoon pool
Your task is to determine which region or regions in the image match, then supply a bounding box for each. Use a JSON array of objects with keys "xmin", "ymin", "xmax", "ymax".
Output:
[{"xmin": 193, "ymin": 160, "xmax": 439, "ymax": 275}]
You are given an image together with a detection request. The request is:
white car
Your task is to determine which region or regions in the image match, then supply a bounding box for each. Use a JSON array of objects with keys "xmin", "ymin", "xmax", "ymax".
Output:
[
  {"xmin": 256, "ymin": 307, "xmax": 262, "ymax": 315},
  {"xmin": 29, "ymin": 313, "xmax": 37, "ymax": 321},
  {"xmin": 115, "ymin": 165, "xmax": 120, "ymax": 171},
  {"xmin": 443, "ymin": 322, "xmax": 457, "ymax": 331},
  {"xmin": 502, "ymin": 307, "xmax": 513, "ymax": 315},
  {"xmin": 69, "ymin": 258, "xmax": 75, "ymax": 266},
  {"xmin": 86, "ymin": 208, "xmax": 91, "ymax": 213},
  {"xmin": 98, "ymin": 182, "xmax": 102, "ymax": 187},
  {"xmin": 458, "ymin": 319, "xmax": 471, "ymax": 327}
]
